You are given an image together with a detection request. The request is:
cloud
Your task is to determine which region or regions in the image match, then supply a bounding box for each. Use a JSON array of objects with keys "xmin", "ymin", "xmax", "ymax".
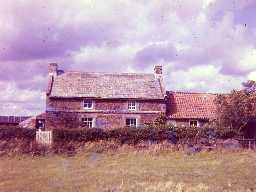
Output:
[
  {"xmin": 0, "ymin": 0, "xmax": 255, "ymax": 115},
  {"xmin": 71, "ymin": 45, "xmax": 139, "ymax": 72},
  {"xmin": 0, "ymin": 81, "xmax": 45, "ymax": 115},
  {"xmin": 0, "ymin": 0, "xmax": 130, "ymax": 61},
  {"xmin": 248, "ymin": 71, "xmax": 256, "ymax": 81},
  {"xmin": 134, "ymin": 43, "xmax": 178, "ymax": 68},
  {"xmin": 165, "ymin": 65, "xmax": 245, "ymax": 92}
]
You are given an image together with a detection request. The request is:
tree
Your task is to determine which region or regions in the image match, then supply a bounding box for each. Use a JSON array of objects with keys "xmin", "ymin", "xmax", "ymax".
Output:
[
  {"xmin": 214, "ymin": 83, "xmax": 256, "ymax": 136},
  {"xmin": 242, "ymin": 80, "xmax": 256, "ymax": 93},
  {"xmin": 145, "ymin": 113, "xmax": 170, "ymax": 129}
]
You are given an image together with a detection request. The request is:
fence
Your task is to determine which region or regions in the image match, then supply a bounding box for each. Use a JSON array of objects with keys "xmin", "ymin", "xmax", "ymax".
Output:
[
  {"xmin": 36, "ymin": 129, "xmax": 53, "ymax": 146},
  {"xmin": 0, "ymin": 116, "xmax": 30, "ymax": 125},
  {"xmin": 238, "ymin": 138, "xmax": 256, "ymax": 149}
]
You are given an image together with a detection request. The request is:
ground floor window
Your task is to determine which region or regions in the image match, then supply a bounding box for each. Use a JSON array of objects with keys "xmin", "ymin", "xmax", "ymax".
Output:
[
  {"xmin": 82, "ymin": 117, "xmax": 94, "ymax": 128},
  {"xmin": 36, "ymin": 119, "xmax": 45, "ymax": 130},
  {"xmin": 169, "ymin": 120, "xmax": 177, "ymax": 127},
  {"xmin": 189, "ymin": 120, "xmax": 199, "ymax": 127},
  {"xmin": 126, "ymin": 118, "xmax": 137, "ymax": 127}
]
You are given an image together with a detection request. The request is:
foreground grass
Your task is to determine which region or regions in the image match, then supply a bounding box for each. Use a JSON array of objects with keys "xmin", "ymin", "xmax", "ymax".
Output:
[{"xmin": 0, "ymin": 149, "xmax": 256, "ymax": 192}]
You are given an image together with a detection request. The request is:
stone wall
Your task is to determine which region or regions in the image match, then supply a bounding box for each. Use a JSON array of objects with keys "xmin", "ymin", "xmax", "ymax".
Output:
[
  {"xmin": 167, "ymin": 119, "xmax": 209, "ymax": 127},
  {"xmin": 45, "ymin": 111, "xmax": 161, "ymax": 129},
  {"xmin": 46, "ymin": 98, "xmax": 166, "ymax": 112},
  {"xmin": 45, "ymin": 97, "xmax": 166, "ymax": 129}
]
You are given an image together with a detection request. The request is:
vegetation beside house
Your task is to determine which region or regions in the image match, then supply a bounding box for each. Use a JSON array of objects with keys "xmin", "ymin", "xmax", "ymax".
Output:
[{"xmin": 214, "ymin": 80, "xmax": 256, "ymax": 138}]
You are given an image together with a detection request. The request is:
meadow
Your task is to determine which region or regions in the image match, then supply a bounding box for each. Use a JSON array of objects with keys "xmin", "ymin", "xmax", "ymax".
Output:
[{"xmin": 0, "ymin": 144, "xmax": 255, "ymax": 192}]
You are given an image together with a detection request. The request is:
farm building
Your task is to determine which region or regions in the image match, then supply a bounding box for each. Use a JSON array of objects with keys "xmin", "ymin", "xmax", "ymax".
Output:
[
  {"xmin": 43, "ymin": 63, "xmax": 166, "ymax": 129},
  {"xmin": 21, "ymin": 63, "xmax": 218, "ymax": 130},
  {"xmin": 166, "ymin": 91, "xmax": 216, "ymax": 127}
]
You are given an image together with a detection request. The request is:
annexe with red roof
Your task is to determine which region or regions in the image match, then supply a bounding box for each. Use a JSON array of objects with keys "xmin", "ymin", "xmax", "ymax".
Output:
[{"xmin": 166, "ymin": 91, "xmax": 217, "ymax": 127}]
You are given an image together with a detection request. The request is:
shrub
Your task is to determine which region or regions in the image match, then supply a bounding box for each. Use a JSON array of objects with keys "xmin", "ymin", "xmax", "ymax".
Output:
[
  {"xmin": 53, "ymin": 128, "xmax": 106, "ymax": 142},
  {"xmin": 52, "ymin": 127, "xmax": 177, "ymax": 144},
  {"xmin": 0, "ymin": 127, "xmax": 35, "ymax": 141}
]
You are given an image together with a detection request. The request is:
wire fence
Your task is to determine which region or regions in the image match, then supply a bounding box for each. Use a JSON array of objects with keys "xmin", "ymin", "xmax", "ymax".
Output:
[
  {"xmin": 238, "ymin": 138, "xmax": 256, "ymax": 149},
  {"xmin": 0, "ymin": 116, "xmax": 30, "ymax": 124}
]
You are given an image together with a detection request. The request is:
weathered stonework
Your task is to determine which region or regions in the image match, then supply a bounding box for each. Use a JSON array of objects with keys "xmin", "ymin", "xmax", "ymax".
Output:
[
  {"xmin": 47, "ymin": 98, "xmax": 165, "ymax": 112},
  {"xmin": 167, "ymin": 119, "xmax": 209, "ymax": 128},
  {"xmin": 20, "ymin": 63, "xmax": 218, "ymax": 130},
  {"xmin": 45, "ymin": 97, "xmax": 165, "ymax": 129}
]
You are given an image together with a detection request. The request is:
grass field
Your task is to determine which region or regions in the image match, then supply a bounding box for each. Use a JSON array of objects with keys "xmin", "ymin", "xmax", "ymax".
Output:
[{"xmin": 0, "ymin": 148, "xmax": 256, "ymax": 192}]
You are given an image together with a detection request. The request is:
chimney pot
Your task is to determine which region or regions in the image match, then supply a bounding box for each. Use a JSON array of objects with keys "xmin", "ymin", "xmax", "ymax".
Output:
[
  {"xmin": 48, "ymin": 63, "xmax": 58, "ymax": 76},
  {"xmin": 154, "ymin": 65, "xmax": 162, "ymax": 78}
]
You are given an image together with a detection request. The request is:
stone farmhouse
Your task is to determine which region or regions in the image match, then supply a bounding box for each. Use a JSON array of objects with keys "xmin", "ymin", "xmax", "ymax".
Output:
[{"xmin": 21, "ymin": 63, "xmax": 216, "ymax": 130}]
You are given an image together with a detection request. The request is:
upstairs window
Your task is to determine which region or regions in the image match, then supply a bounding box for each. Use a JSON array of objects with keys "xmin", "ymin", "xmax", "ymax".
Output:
[
  {"xmin": 128, "ymin": 101, "xmax": 136, "ymax": 111},
  {"xmin": 82, "ymin": 117, "xmax": 94, "ymax": 128},
  {"xmin": 83, "ymin": 99, "xmax": 93, "ymax": 109},
  {"xmin": 126, "ymin": 118, "xmax": 137, "ymax": 127},
  {"xmin": 189, "ymin": 120, "xmax": 199, "ymax": 127}
]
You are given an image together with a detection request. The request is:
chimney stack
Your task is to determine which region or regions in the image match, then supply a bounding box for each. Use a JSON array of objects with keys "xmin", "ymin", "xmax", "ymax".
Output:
[
  {"xmin": 154, "ymin": 65, "xmax": 166, "ymax": 96},
  {"xmin": 154, "ymin": 65, "xmax": 162, "ymax": 79},
  {"xmin": 48, "ymin": 63, "xmax": 58, "ymax": 76}
]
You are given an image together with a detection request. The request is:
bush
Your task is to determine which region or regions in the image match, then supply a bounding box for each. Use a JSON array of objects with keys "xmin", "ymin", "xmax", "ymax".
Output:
[
  {"xmin": 52, "ymin": 127, "xmax": 177, "ymax": 144},
  {"xmin": 53, "ymin": 128, "xmax": 107, "ymax": 142},
  {"xmin": 0, "ymin": 127, "xmax": 35, "ymax": 141}
]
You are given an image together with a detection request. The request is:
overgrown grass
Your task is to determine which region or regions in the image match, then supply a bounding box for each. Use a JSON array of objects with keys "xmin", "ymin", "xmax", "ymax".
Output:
[{"xmin": 0, "ymin": 145, "xmax": 255, "ymax": 192}]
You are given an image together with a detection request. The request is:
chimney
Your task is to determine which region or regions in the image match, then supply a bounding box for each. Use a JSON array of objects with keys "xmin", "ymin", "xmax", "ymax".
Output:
[
  {"xmin": 154, "ymin": 65, "xmax": 166, "ymax": 97},
  {"xmin": 154, "ymin": 65, "xmax": 162, "ymax": 79},
  {"xmin": 48, "ymin": 63, "xmax": 58, "ymax": 76}
]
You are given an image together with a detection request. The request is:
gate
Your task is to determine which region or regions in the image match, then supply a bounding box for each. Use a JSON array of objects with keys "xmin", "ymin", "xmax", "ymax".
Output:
[{"xmin": 36, "ymin": 129, "xmax": 53, "ymax": 145}]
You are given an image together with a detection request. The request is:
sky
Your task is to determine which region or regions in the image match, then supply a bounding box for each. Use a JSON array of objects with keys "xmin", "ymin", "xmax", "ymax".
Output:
[{"xmin": 0, "ymin": 0, "xmax": 256, "ymax": 116}]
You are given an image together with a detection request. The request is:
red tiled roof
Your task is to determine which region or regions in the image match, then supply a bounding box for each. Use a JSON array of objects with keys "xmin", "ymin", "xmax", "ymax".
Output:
[
  {"xmin": 167, "ymin": 91, "xmax": 217, "ymax": 119},
  {"xmin": 49, "ymin": 72, "xmax": 165, "ymax": 100},
  {"xmin": 19, "ymin": 113, "xmax": 46, "ymax": 129}
]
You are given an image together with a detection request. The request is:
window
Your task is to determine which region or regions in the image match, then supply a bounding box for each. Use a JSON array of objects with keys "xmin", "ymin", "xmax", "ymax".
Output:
[
  {"xmin": 169, "ymin": 120, "xmax": 177, "ymax": 127},
  {"xmin": 36, "ymin": 119, "xmax": 45, "ymax": 130},
  {"xmin": 128, "ymin": 101, "xmax": 136, "ymax": 111},
  {"xmin": 126, "ymin": 118, "xmax": 137, "ymax": 127},
  {"xmin": 82, "ymin": 118, "xmax": 94, "ymax": 128},
  {"xmin": 189, "ymin": 120, "xmax": 198, "ymax": 127},
  {"xmin": 83, "ymin": 99, "xmax": 93, "ymax": 109}
]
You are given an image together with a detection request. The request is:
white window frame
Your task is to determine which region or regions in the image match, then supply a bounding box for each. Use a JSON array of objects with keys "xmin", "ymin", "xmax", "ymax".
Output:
[
  {"xmin": 189, "ymin": 120, "xmax": 199, "ymax": 127},
  {"xmin": 83, "ymin": 99, "xmax": 94, "ymax": 110},
  {"xmin": 82, "ymin": 117, "xmax": 95, "ymax": 128},
  {"xmin": 169, "ymin": 120, "xmax": 177, "ymax": 127},
  {"xmin": 126, "ymin": 118, "xmax": 137, "ymax": 127},
  {"xmin": 128, "ymin": 101, "xmax": 136, "ymax": 111}
]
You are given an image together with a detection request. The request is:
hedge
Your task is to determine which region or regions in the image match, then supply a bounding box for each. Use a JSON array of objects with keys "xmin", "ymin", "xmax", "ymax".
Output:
[
  {"xmin": 53, "ymin": 127, "xmax": 177, "ymax": 144},
  {"xmin": 0, "ymin": 125, "xmax": 225, "ymax": 145},
  {"xmin": 0, "ymin": 126, "xmax": 35, "ymax": 140}
]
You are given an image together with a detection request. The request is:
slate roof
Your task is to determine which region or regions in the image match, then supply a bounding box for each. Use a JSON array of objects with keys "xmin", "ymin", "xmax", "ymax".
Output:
[
  {"xmin": 167, "ymin": 91, "xmax": 217, "ymax": 119},
  {"xmin": 49, "ymin": 72, "xmax": 165, "ymax": 99}
]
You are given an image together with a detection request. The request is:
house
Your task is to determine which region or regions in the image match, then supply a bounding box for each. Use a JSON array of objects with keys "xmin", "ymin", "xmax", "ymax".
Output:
[
  {"xmin": 166, "ymin": 91, "xmax": 216, "ymax": 127},
  {"xmin": 43, "ymin": 63, "xmax": 166, "ymax": 129},
  {"xmin": 20, "ymin": 63, "xmax": 219, "ymax": 130}
]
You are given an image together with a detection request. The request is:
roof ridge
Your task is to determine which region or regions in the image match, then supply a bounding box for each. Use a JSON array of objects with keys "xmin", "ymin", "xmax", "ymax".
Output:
[
  {"xmin": 64, "ymin": 71, "xmax": 153, "ymax": 76},
  {"xmin": 168, "ymin": 91, "xmax": 218, "ymax": 95}
]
